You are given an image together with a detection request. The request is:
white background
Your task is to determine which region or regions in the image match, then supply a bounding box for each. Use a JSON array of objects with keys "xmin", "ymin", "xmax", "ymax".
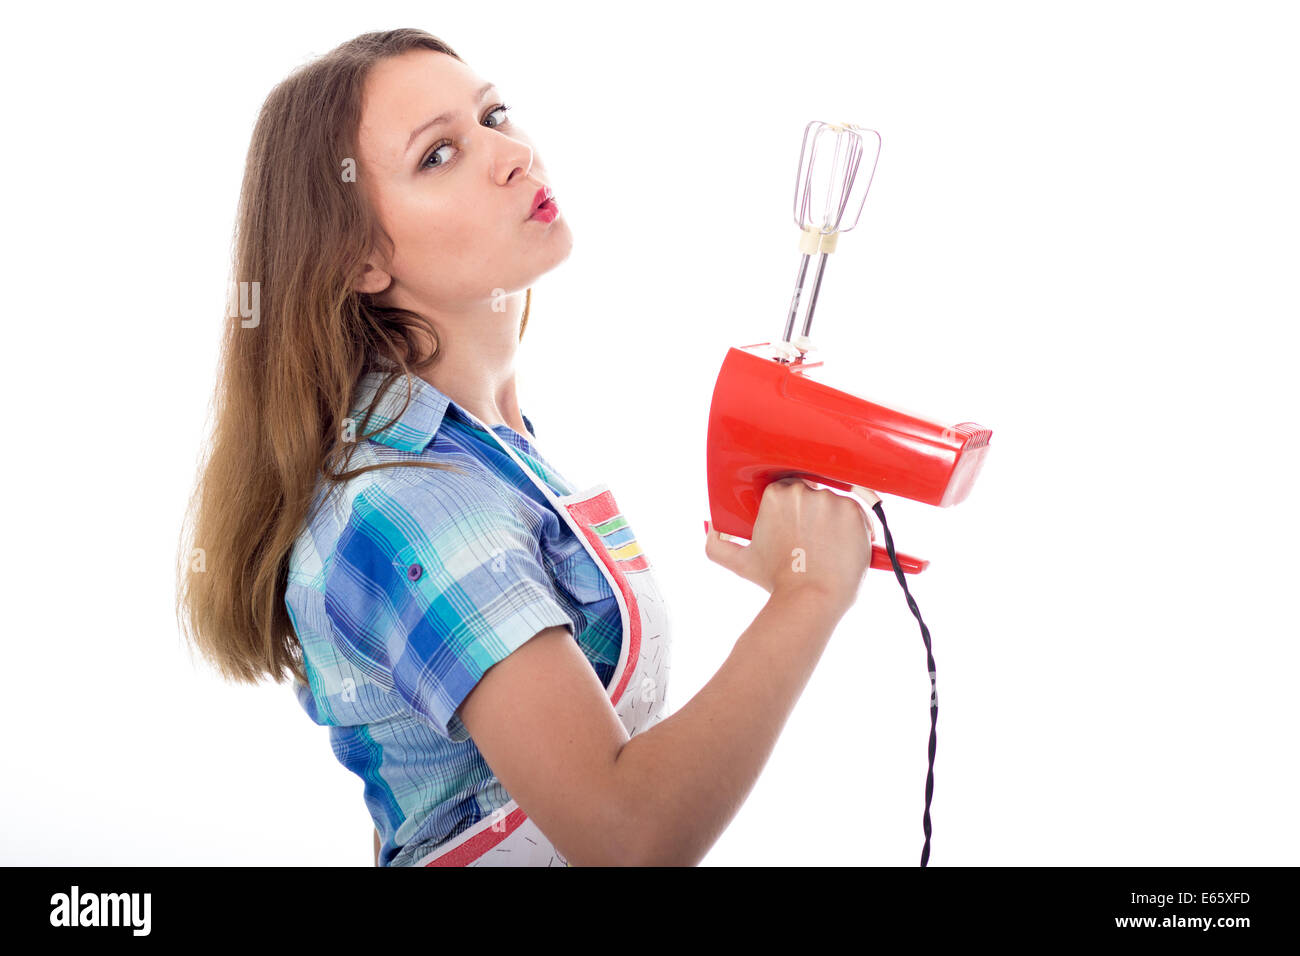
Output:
[{"xmin": 2, "ymin": 0, "xmax": 1296, "ymax": 866}]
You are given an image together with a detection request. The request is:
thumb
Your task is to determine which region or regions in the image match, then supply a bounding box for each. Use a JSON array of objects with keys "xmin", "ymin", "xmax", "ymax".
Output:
[{"xmin": 703, "ymin": 520, "xmax": 751, "ymax": 574}]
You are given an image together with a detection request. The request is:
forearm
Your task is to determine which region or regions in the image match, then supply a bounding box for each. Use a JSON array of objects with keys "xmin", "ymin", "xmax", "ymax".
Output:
[{"xmin": 610, "ymin": 587, "xmax": 845, "ymax": 865}]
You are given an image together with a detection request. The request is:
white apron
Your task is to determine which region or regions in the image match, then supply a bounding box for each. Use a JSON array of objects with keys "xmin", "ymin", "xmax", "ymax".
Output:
[{"xmin": 410, "ymin": 418, "xmax": 673, "ymax": 867}]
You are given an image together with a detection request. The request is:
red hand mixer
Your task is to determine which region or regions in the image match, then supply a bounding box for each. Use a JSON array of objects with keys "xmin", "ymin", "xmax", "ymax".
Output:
[
  {"xmin": 706, "ymin": 121, "xmax": 992, "ymax": 574},
  {"xmin": 703, "ymin": 121, "xmax": 994, "ymax": 865}
]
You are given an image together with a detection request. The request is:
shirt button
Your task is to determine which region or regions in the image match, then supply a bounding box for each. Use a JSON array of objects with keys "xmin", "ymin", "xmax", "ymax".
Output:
[{"xmin": 407, "ymin": 562, "xmax": 423, "ymax": 582}]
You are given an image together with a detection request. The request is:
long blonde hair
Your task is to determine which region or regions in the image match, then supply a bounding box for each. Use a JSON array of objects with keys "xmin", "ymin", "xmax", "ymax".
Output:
[{"xmin": 175, "ymin": 29, "xmax": 530, "ymax": 687}]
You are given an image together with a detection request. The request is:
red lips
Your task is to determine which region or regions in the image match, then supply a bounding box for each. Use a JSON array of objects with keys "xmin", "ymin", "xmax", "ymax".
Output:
[{"xmin": 528, "ymin": 185, "xmax": 558, "ymax": 223}]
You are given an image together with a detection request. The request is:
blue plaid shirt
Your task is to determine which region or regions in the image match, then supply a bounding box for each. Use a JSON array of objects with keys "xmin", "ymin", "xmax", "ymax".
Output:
[{"xmin": 285, "ymin": 367, "xmax": 623, "ymax": 866}]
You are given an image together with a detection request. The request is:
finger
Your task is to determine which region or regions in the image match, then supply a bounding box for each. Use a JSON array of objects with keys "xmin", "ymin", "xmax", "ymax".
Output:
[{"xmin": 704, "ymin": 526, "xmax": 752, "ymax": 574}]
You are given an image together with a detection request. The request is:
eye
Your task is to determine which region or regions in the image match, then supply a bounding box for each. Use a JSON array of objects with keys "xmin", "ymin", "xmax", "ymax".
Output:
[
  {"xmin": 424, "ymin": 142, "xmax": 455, "ymax": 169},
  {"xmin": 421, "ymin": 103, "xmax": 513, "ymax": 170}
]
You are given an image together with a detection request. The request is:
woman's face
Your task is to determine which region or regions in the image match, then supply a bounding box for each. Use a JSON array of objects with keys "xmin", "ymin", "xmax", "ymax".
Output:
[{"xmin": 354, "ymin": 49, "xmax": 572, "ymax": 311}]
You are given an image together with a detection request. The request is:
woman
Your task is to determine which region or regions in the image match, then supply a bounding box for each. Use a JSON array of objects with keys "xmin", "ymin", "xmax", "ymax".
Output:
[{"xmin": 176, "ymin": 27, "xmax": 874, "ymax": 867}]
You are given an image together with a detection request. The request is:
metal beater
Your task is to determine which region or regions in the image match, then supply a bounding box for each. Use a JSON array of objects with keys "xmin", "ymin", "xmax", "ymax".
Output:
[{"xmin": 777, "ymin": 121, "xmax": 882, "ymax": 362}]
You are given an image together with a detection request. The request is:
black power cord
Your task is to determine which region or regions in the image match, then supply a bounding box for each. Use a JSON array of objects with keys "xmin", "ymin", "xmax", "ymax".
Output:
[{"xmin": 871, "ymin": 500, "xmax": 937, "ymax": 868}]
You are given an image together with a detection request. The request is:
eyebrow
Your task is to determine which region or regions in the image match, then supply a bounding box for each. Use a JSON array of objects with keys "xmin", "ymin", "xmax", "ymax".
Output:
[{"xmin": 404, "ymin": 81, "xmax": 498, "ymax": 155}]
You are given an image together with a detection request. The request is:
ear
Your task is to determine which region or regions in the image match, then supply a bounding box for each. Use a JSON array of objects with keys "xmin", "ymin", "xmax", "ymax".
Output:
[{"xmin": 353, "ymin": 257, "xmax": 393, "ymax": 295}]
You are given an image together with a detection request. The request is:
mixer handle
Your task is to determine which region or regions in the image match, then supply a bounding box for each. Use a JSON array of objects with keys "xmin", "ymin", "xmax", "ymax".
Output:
[{"xmin": 706, "ymin": 481, "xmax": 930, "ymax": 575}]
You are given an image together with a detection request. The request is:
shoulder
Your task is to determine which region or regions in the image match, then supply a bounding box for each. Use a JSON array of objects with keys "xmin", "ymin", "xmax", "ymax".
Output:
[{"xmin": 333, "ymin": 455, "xmax": 534, "ymax": 556}]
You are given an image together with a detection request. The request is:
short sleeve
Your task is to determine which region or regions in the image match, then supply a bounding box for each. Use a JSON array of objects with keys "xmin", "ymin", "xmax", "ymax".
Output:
[{"xmin": 323, "ymin": 476, "xmax": 574, "ymax": 742}]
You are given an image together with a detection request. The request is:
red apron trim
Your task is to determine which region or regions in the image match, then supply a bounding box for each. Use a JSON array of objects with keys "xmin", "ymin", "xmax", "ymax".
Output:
[
  {"xmin": 422, "ymin": 805, "xmax": 529, "ymax": 866},
  {"xmin": 564, "ymin": 489, "xmax": 642, "ymax": 708}
]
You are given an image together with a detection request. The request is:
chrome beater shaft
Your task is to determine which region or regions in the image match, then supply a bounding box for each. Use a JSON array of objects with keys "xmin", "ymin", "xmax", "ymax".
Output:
[{"xmin": 778, "ymin": 120, "xmax": 881, "ymax": 360}]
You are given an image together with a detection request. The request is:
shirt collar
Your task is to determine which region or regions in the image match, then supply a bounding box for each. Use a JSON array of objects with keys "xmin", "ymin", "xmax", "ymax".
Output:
[{"xmin": 349, "ymin": 368, "xmax": 535, "ymax": 454}]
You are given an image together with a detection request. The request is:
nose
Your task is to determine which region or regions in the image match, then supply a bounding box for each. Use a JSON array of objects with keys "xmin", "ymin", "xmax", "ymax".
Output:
[{"xmin": 492, "ymin": 133, "xmax": 534, "ymax": 187}]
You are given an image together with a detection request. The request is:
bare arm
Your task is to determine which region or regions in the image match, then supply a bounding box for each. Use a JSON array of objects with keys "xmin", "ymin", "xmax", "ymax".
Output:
[
  {"xmin": 458, "ymin": 586, "xmax": 844, "ymax": 866},
  {"xmin": 457, "ymin": 624, "xmax": 637, "ymax": 866},
  {"xmin": 610, "ymin": 586, "xmax": 842, "ymax": 864},
  {"xmin": 458, "ymin": 479, "xmax": 870, "ymax": 866}
]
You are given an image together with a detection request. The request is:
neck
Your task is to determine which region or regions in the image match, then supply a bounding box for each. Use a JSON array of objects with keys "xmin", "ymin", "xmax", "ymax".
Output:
[{"xmin": 391, "ymin": 292, "xmax": 530, "ymax": 437}]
